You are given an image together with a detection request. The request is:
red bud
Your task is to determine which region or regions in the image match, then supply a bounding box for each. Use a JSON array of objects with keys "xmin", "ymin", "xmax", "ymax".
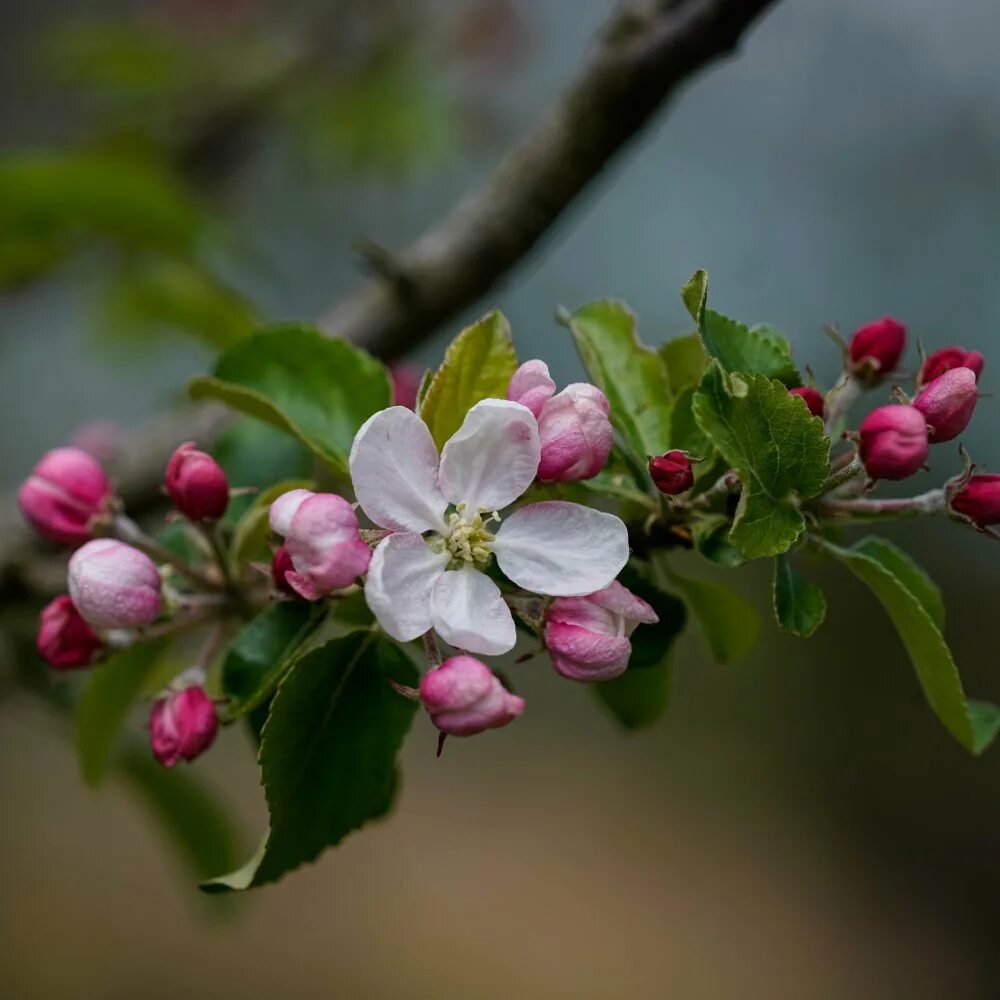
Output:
[
  {"xmin": 271, "ymin": 545, "xmax": 299, "ymax": 596},
  {"xmin": 648, "ymin": 450, "xmax": 694, "ymax": 495},
  {"xmin": 913, "ymin": 367, "xmax": 978, "ymax": 443},
  {"xmin": 149, "ymin": 685, "xmax": 219, "ymax": 767},
  {"xmin": 848, "ymin": 317, "xmax": 906, "ymax": 381},
  {"xmin": 950, "ymin": 474, "xmax": 1000, "ymax": 527},
  {"xmin": 36, "ymin": 595, "xmax": 103, "ymax": 669},
  {"xmin": 165, "ymin": 442, "xmax": 229, "ymax": 521},
  {"xmin": 789, "ymin": 386, "xmax": 825, "ymax": 419},
  {"xmin": 918, "ymin": 347, "xmax": 985, "ymax": 388}
]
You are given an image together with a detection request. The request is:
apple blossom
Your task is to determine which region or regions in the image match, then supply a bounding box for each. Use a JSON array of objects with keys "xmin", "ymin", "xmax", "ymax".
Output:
[
  {"xmin": 349, "ymin": 401, "xmax": 629, "ymax": 655},
  {"xmin": 950, "ymin": 474, "xmax": 1000, "ymax": 527},
  {"xmin": 68, "ymin": 539, "xmax": 162, "ymax": 630}
]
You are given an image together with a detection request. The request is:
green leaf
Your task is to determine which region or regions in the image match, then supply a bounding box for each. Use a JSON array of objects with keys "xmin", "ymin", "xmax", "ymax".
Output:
[
  {"xmin": 816, "ymin": 537, "xmax": 997, "ymax": 754},
  {"xmin": 221, "ymin": 602, "xmax": 323, "ymax": 717},
  {"xmin": 119, "ymin": 746, "xmax": 242, "ymax": 883},
  {"xmin": 693, "ymin": 363, "xmax": 829, "ymax": 558},
  {"xmin": 418, "ymin": 311, "xmax": 518, "ymax": 449},
  {"xmin": 850, "ymin": 537, "xmax": 944, "ymax": 630},
  {"xmin": 76, "ymin": 639, "xmax": 169, "ymax": 788},
  {"xmin": 593, "ymin": 657, "xmax": 673, "ymax": 730},
  {"xmin": 659, "ymin": 333, "xmax": 708, "ymax": 395},
  {"xmin": 569, "ymin": 300, "xmax": 672, "ymax": 463},
  {"xmin": 230, "ymin": 478, "xmax": 314, "ymax": 565},
  {"xmin": 190, "ymin": 326, "xmax": 391, "ymax": 474},
  {"xmin": 773, "ymin": 554, "xmax": 827, "ymax": 637},
  {"xmin": 679, "ymin": 271, "xmax": 799, "ymax": 386},
  {"xmin": 203, "ymin": 632, "xmax": 418, "ymax": 891},
  {"xmin": 617, "ymin": 562, "xmax": 687, "ymax": 670},
  {"xmin": 692, "ymin": 515, "xmax": 745, "ymax": 568},
  {"xmin": 662, "ymin": 561, "xmax": 759, "ymax": 665}
]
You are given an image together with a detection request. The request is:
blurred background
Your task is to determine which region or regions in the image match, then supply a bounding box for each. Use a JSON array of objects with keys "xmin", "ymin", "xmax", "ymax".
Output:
[{"xmin": 2, "ymin": 0, "xmax": 1000, "ymax": 996}]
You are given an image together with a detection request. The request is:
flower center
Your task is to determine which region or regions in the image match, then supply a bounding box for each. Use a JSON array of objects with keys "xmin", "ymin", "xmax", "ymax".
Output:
[{"xmin": 438, "ymin": 502, "xmax": 499, "ymax": 568}]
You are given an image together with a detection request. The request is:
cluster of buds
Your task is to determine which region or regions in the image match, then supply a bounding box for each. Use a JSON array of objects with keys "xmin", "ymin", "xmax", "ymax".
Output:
[{"xmin": 20, "ymin": 440, "xmax": 234, "ymax": 768}]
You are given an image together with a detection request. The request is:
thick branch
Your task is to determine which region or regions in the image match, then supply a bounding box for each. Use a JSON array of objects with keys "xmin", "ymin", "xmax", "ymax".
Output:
[{"xmin": 324, "ymin": 0, "xmax": 778, "ymax": 356}]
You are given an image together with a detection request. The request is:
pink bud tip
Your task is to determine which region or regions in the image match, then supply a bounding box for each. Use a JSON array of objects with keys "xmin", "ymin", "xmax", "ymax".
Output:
[
  {"xmin": 536, "ymin": 383, "xmax": 613, "ymax": 483},
  {"xmin": 18, "ymin": 447, "xmax": 112, "ymax": 546},
  {"xmin": 858, "ymin": 404, "xmax": 929, "ymax": 481},
  {"xmin": 36, "ymin": 595, "xmax": 103, "ymax": 669},
  {"xmin": 648, "ymin": 450, "xmax": 695, "ymax": 495},
  {"xmin": 271, "ymin": 545, "xmax": 298, "ymax": 596},
  {"xmin": 390, "ymin": 364, "xmax": 427, "ymax": 410},
  {"xmin": 950, "ymin": 474, "xmax": 1000, "ymax": 527},
  {"xmin": 913, "ymin": 367, "xmax": 979, "ymax": 443},
  {"xmin": 507, "ymin": 359, "xmax": 556, "ymax": 418},
  {"xmin": 149, "ymin": 685, "xmax": 219, "ymax": 767},
  {"xmin": 419, "ymin": 656, "xmax": 524, "ymax": 736},
  {"xmin": 165, "ymin": 442, "xmax": 229, "ymax": 521},
  {"xmin": 789, "ymin": 386, "xmax": 825, "ymax": 419},
  {"xmin": 545, "ymin": 581, "xmax": 658, "ymax": 682},
  {"xmin": 918, "ymin": 347, "xmax": 984, "ymax": 388},
  {"xmin": 848, "ymin": 317, "xmax": 907, "ymax": 380},
  {"xmin": 68, "ymin": 539, "xmax": 162, "ymax": 630}
]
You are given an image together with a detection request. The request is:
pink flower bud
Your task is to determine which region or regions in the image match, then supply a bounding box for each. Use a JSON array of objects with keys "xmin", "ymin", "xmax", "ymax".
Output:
[
  {"xmin": 390, "ymin": 364, "xmax": 426, "ymax": 410},
  {"xmin": 70, "ymin": 420, "xmax": 122, "ymax": 463},
  {"xmin": 165, "ymin": 442, "xmax": 229, "ymax": 521},
  {"xmin": 536, "ymin": 384, "xmax": 613, "ymax": 482},
  {"xmin": 648, "ymin": 450, "xmax": 694, "ymax": 495},
  {"xmin": 544, "ymin": 581, "xmax": 659, "ymax": 682},
  {"xmin": 36, "ymin": 595, "xmax": 103, "ymax": 669},
  {"xmin": 271, "ymin": 544, "xmax": 298, "ymax": 596},
  {"xmin": 912, "ymin": 367, "xmax": 979, "ymax": 443},
  {"xmin": 950, "ymin": 474, "xmax": 1000, "ymax": 526},
  {"xmin": 918, "ymin": 347, "xmax": 985, "ymax": 388},
  {"xmin": 858, "ymin": 405, "xmax": 928, "ymax": 481},
  {"xmin": 268, "ymin": 490, "xmax": 371, "ymax": 600},
  {"xmin": 149, "ymin": 685, "xmax": 219, "ymax": 768},
  {"xmin": 18, "ymin": 447, "xmax": 112, "ymax": 546},
  {"xmin": 68, "ymin": 539, "xmax": 162, "ymax": 630},
  {"xmin": 789, "ymin": 386, "xmax": 825, "ymax": 419},
  {"xmin": 507, "ymin": 359, "xmax": 556, "ymax": 418},
  {"xmin": 848, "ymin": 317, "xmax": 906, "ymax": 379},
  {"xmin": 419, "ymin": 656, "xmax": 525, "ymax": 736}
]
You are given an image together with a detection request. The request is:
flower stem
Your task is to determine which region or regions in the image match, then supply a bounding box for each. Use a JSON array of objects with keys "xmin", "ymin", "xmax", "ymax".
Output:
[
  {"xmin": 112, "ymin": 515, "xmax": 221, "ymax": 591},
  {"xmin": 816, "ymin": 488, "xmax": 946, "ymax": 523},
  {"xmin": 824, "ymin": 371, "xmax": 863, "ymax": 437},
  {"xmin": 422, "ymin": 631, "xmax": 442, "ymax": 669}
]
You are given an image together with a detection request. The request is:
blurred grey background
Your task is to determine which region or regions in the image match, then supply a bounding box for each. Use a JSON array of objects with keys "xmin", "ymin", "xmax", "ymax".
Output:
[{"xmin": 2, "ymin": 1, "xmax": 1000, "ymax": 997}]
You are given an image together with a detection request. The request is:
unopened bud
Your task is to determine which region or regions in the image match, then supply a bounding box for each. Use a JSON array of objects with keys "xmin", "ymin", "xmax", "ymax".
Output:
[
  {"xmin": 789, "ymin": 386, "xmax": 825, "ymax": 419},
  {"xmin": 536, "ymin": 383, "xmax": 613, "ymax": 482},
  {"xmin": 419, "ymin": 656, "xmax": 524, "ymax": 736},
  {"xmin": 507, "ymin": 359, "xmax": 557, "ymax": 418},
  {"xmin": 848, "ymin": 317, "xmax": 906, "ymax": 381},
  {"xmin": 36, "ymin": 595, "xmax": 103, "ymax": 669},
  {"xmin": 270, "ymin": 545, "xmax": 298, "ymax": 597},
  {"xmin": 545, "ymin": 581, "xmax": 659, "ymax": 682},
  {"xmin": 18, "ymin": 447, "xmax": 112, "ymax": 546},
  {"xmin": 149, "ymin": 685, "xmax": 219, "ymax": 767},
  {"xmin": 918, "ymin": 347, "xmax": 985, "ymax": 388},
  {"xmin": 913, "ymin": 367, "xmax": 979, "ymax": 443},
  {"xmin": 649, "ymin": 450, "xmax": 695, "ymax": 495},
  {"xmin": 950, "ymin": 474, "xmax": 1000, "ymax": 527},
  {"xmin": 68, "ymin": 539, "xmax": 162, "ymax": 630},
  {"xmin": 390, "ymin": 364, "xmax": 426, "ymax": 410},
  {"xmin": 268, "ymin": 490, "xmax": 371, "ymax": 600},
  {"xmin": 858, "ymin": 404, "xmax": 928, "ymax": 481},
  {"xmin": 165, "ymin": 442, "xmax": 229, "ymax": 521}
]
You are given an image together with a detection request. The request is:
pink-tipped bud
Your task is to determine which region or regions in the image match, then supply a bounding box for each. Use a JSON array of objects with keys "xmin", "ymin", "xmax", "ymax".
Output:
[
  {"xmin": 536, "ymin": 383, "xmax": 613, "ymax": 483},
  {"xmin": 68, "ymin": 539, "xmax": 162, "ymax": 630},
  {"xmin": 789, "ymin": 386, "xmax": 825, "ymax": 419},
  {"xmin": 18, "ymin": 447, "xmax": 112, "ymax": 546},
  {"xmin": 268, "ymin": 490, "xmax": 371, "ymax": 600},
  {"xmin": 545, "ymin": 581, "xmax": 659, "ymax": 682},
  {"xmin": 165, "ymin": 442, "xmax": 229, "ymax": 521},
  {"xmin": 848, "ymin": 317, "xmax": 907, "ymax": 381},
  {"xmin": 649, "ymin": 450, "xmax": 694, "ymax": 495},
  {"xmin": 36, "ymin": 595, "xmax": 103, "ymax": 669},
  {"xmin": 913, "ymin": 367, "xmax": 979, "ymax": 443},
  {"xmin": 507, "ymin": 359, "xmax": 556, "ymax": 418},
  {"xmin": 271, "ymin": 545, "xmax": 298, "ymax": 596},
  {"xmin": 950, "ymin": 474, "xmax": 1000, "ymax": 527},
  {"xmin": 390, "ymin": 364, "xmax": 426, "ymax": 410},
  {"xmin": 918, "ymin": 347, "xmax": 985, "ymax": 388},
  {"xmin": 149, "ymin": 685, "xmax": 218, "ymax": 767},
  {"xmin": 419, "ymin": 656, "xmax": 524, "ymax": 736},
  {"xmin": 858, "ymin": 405, "xmax": 928, "ymax": 481}
]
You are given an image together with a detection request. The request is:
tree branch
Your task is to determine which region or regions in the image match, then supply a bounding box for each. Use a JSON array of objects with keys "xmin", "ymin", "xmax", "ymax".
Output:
[{"xmin": 324, "ymin": 0, "xmax": 779, "ymax": 356}]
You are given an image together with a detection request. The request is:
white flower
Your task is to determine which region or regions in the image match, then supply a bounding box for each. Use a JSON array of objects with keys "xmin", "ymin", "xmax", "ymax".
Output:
[{"xmin": 349, "ymin": 400, "xmax": 629, "ymax": 656}]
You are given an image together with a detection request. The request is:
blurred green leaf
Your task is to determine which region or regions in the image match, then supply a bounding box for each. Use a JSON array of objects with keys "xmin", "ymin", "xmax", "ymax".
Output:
[
  {"xmin": 419, "ymin": 310, "xmax": 517, "ymax": 449},
  {"xmin": 659, "ymin": 333, "xmax": 708, "ymax": 395},
  {"xmin": 593, "ymin": 657, "xmax": 673, "ymax": 730},
  {"xmin": 203, "ymin": 632, "xmax": 418, "ymax": 891},
  {"xmin": 76, "ymin": 639, "xmax": 169, "ymax": 788},
  {"xmin": 773, "ymin": 553, "xmax": 827, "ymax": 637},
  {"xmin": 617, "ymin": 562, "xmax": 687, "ymax": 671},
  {"xmin": 692, "ymin": 515, "xmax": 745, "ymax": 568},
  {"xmin": 190, "ymin": 326, "xmax": 391, "ymax": 474},
  {"xmin": 569, "ymin": 300, "xmax": 672, "ymax": 466},
  {"xmin": 849, "ymin": 536, "xmax": 944, "ymax": 630},
  {"xmin": 817, "ymin": 537, "xmax": 997, "ymax": 754},
  {"xmin": 693, "ymin": 363, "xmax": 829, "ymax": 559},
  {"xmin": 231, "ymin": 478, "xmax": 314, "ymax": 566}
]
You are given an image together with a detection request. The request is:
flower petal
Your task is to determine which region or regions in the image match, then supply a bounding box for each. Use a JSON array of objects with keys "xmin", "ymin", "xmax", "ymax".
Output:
[
  {"xmin": 349, "ymin": 407, "xmax": 447, "ymax": 533},
  {"xmin": 364, "ymin": 532, "xmax": 447, "ymax": 642},
  {"xmin": 268, "ymin": 488, "xmax": 313, "ymax": 536},
  {"xmin": 431, "ymin": 567, "xmax": 516, "ymax": 656},
  {"xmin": 438, "ymin": 399, "xmax": 540, "ymax": 510},
  {"xmin": 588, "ymin": 580, "xmax": 659, "ymax": 627},
  {"xmin": 494, "ymin": 501, "xmax": 629, "ymax": 597},
  {"xmin": 507, "ymin": 359, "xmax": 556, "ymax": 418}
]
